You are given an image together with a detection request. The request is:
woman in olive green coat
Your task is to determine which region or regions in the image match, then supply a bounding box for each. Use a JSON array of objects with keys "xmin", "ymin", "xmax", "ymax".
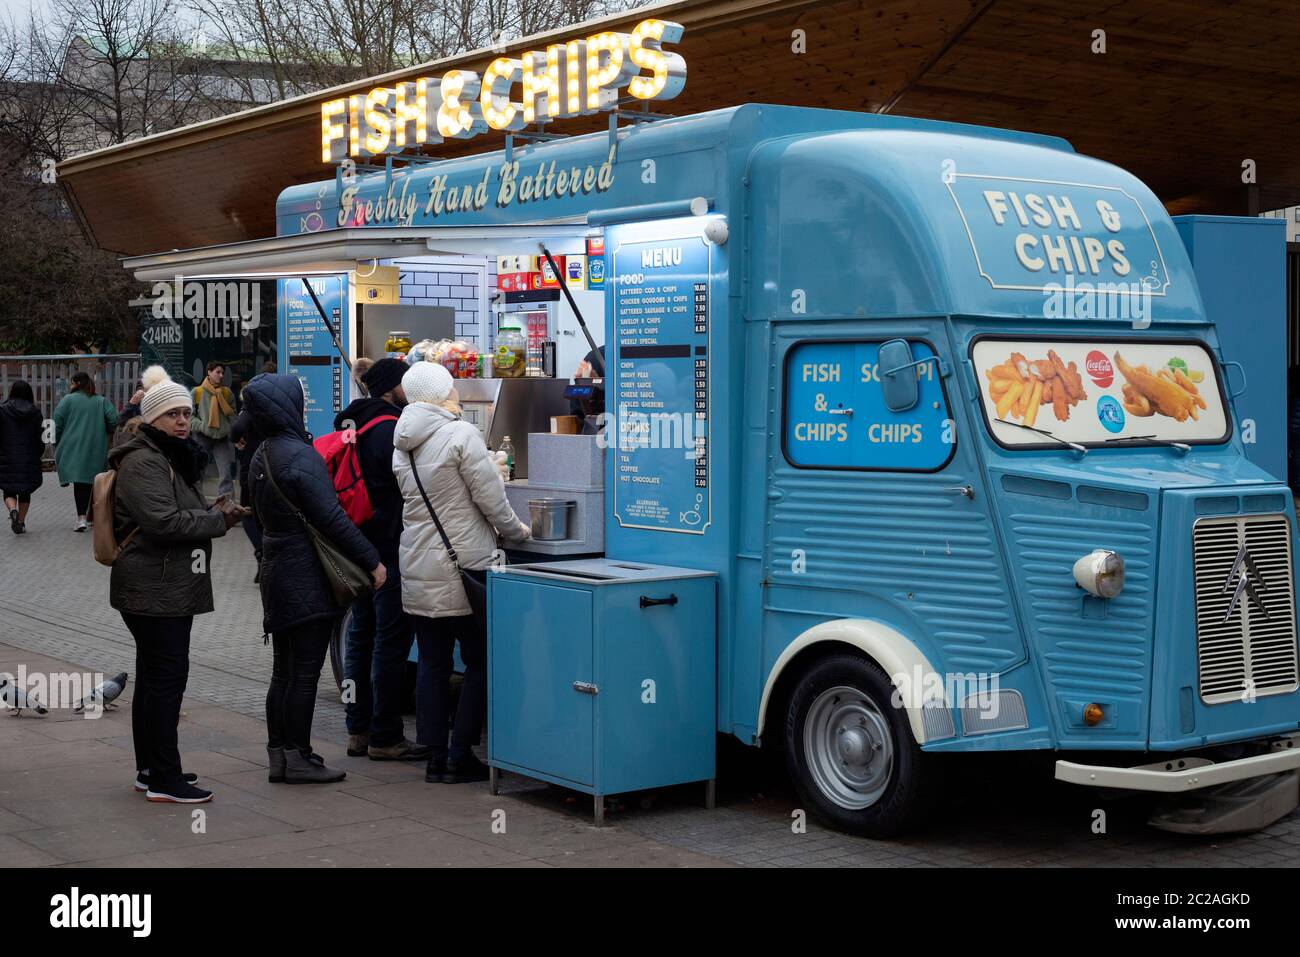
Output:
[{"xmin": 52, "ymin": 371, "xmax": 117, "ymax": 531}]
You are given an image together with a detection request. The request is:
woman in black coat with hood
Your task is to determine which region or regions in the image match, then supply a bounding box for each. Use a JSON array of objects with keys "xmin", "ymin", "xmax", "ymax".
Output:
[
  {"xmin": 243, "ymin": 373, "xmax": 384, "ymax": 784},
  {"xmin": 0, "ymin": 381, "xmax": 46, "ymax": 534}
]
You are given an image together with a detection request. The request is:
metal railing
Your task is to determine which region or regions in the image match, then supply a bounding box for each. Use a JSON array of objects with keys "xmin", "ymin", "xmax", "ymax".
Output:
[{"xmin": 0, "ymin": 354, "xmax": 141, "ymax": 465}]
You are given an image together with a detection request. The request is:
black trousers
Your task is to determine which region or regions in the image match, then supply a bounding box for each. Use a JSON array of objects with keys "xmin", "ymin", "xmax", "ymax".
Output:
[
  {"xmin": 121, "ymin": 612, "xmax": 192, "ymax": 786},
  {"xmin": 73, "ymin": 482, "xmax": 93, "ymax": 518},
  {"xmin": 413, "ymin": 614, "xmax": 484, "ymax": 760},
  {"xmin": 266, "ymin": 619, "xmax": 333, "ymax": 755}
]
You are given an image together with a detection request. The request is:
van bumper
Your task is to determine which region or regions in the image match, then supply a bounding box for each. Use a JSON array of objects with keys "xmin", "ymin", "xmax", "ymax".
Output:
[{"xmin": 1055, "ymin": 734, "xmax": 1300, "ymax": 792}]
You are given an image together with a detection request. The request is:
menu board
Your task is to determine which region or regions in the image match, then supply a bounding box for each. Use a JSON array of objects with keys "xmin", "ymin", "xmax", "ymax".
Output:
[
  {"xmin": 611, "ymin": 233, "xmax": 711, "ymax": 534},
  {"xmin": 971, "ymin": 338, "xmax": 1228, "ymax": 447},
  {"xmin": 278, "ymin": 276, "xmax": 348, "ymax": 438}
]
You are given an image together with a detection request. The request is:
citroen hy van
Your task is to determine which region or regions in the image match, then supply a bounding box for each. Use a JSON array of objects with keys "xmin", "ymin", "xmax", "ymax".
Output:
[{"xmin": 266, "ymin": 103, "xmax": 1300, "ymax": 835}]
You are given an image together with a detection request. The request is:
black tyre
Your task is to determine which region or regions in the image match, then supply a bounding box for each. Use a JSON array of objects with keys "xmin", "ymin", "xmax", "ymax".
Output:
[
  {"xmin": 328, "ymin": 608, "xmax": 423, "ymax": 712},
  {"xmin": 784, "ymin": 653, "xmax": 937, "ymax": 837}
]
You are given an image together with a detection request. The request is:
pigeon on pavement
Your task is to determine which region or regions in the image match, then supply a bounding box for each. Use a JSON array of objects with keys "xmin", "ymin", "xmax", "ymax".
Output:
[
  {"xmin": 75, "ymin": 672, "xmax": 128, "ymax": 713},
  {"xmin": 0, "ymin": 676, "xmax": 48, "ymax": 716}
]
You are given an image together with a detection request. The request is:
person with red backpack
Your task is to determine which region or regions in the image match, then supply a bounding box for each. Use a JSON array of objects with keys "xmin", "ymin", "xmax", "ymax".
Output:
[{"xmin": 326, "ymin": 358, "xmax": 428, "ymax": 762}]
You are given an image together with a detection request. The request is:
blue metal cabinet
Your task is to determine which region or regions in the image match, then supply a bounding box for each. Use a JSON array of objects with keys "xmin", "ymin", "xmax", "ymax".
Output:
[{"xmin": 487, "ymin": 559, "xmax": 717, "ymax": 824}]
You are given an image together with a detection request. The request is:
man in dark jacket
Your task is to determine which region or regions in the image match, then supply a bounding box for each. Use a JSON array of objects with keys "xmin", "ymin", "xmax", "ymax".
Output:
[
  {"xmin": 334, "ymin": 358, "xmax": 426, "ymax": 761},
  {"xmin": 244, "ymin": 373, "xmax": 383, "ymax": 785}
]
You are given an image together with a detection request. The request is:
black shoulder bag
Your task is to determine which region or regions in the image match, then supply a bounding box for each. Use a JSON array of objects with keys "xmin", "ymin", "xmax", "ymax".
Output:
[
  {"xmin": 406, "ymin": 450, "xmax": 489, "ymax": 629},
  {"xmin": 260, "ymin": 443, "xmax": 373, "ymax": 607}
]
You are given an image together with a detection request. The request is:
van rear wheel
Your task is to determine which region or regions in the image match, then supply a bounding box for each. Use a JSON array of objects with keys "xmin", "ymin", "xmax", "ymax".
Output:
[{"xmin": 784, "ymin": 653, "xmax": 935, "ymax": 837}]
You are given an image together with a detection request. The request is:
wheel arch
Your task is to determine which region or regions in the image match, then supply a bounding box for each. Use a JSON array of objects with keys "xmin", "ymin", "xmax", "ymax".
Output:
[{"xmin": 756, "ymin": 619, "xmax": 944, "ymax": 747}]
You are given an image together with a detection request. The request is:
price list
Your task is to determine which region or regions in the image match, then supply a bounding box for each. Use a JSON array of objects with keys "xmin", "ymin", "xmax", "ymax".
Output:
[
  {"xmin": 278, "ymin": 275, "xmax": 348, "ymax": 439},
  {"xmin": 611, "ymin": 234, "xmax": 711, "ymax": 534}
]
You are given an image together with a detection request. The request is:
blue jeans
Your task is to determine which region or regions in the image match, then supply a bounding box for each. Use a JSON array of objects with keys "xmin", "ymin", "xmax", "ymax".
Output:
[{"xmin": 346, "ymin": 566, "xmax": 416, "ymax": 745}]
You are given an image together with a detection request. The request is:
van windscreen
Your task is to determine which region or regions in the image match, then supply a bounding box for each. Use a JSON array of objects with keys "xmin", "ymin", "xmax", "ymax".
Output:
[{"xmin": 971, "ymin": 337, "xmax": 1229, "ymax": 449}]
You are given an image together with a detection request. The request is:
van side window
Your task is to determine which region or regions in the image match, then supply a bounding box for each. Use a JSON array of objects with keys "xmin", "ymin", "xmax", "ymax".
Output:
[{"xmin": 783, "ymin": 340, "xmax": 954, "ymax": 471}]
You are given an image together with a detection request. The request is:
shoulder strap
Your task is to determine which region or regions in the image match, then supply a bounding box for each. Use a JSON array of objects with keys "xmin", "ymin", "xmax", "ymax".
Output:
[
  {"xmin": 355, "ymin": 414, "xmax": 398, "ymax": 436},
  {"xmin": 259, "ymin": 442, "xmax": 309, "ymax": 527},
  {"xmin": 406, "ymin": 449, "xmax": 461, "ymax": 569},
  {"xmin": 112, "ymin": 455, "xmax": 175, "ymax": 553}
]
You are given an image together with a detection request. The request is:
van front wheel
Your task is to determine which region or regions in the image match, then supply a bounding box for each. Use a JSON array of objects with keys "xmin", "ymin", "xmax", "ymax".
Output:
[{"xmin": 784, "ymin": 654, "xmax": 935, "ymax": 837}]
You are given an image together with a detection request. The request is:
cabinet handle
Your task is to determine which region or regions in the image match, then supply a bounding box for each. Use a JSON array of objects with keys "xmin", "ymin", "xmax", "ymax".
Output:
[
  {"xmin": 640, "ymin": 593, "xmax": 679, "ymax": 609},
  {"xmin": 572, "ymin": 681, "xmax": 599, "ymax": 695}
]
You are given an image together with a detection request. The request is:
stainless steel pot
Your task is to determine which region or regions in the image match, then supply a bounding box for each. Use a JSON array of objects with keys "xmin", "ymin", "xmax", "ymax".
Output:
[{"xmin": 528, "ymin": 498, "xmax": 575, "ymax": 541}]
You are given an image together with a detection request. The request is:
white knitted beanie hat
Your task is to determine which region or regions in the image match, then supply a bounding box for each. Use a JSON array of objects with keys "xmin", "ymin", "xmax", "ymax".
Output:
[
  {"xmin": 401, "ymin": 360, "xmax": 454, "ymax": 406},
  {"xmin": 140, "ymin": 370, "xmax": 193, "ymax": 424}
]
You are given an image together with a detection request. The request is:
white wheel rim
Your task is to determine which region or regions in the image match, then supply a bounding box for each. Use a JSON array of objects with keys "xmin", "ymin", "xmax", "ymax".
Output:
[{"xmin": 803, "ymin": 685, "xmax": 895, "ymax": 810}]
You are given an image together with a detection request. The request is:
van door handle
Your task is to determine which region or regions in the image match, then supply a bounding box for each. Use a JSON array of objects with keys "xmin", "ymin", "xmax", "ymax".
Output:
[
  {"xmin": 573, "ymin": 681, "xmax": 599, "ymax": 695},
  {"xmin": 827, "ymin": 408, "xmax": 853, "ymax": 416},
  {"xmin": 944, "ymin": 484, "xmax": 975, "ymax": 499}
]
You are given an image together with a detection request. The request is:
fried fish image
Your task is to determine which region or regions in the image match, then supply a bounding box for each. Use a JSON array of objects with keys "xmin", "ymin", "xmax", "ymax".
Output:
[{"xmin": 1114, "ymin": 352, "xmax": 1196, "ymax": 421}]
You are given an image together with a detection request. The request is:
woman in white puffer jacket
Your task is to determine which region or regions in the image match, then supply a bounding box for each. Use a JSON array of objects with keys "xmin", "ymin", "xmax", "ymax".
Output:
[{"xmin": 393, "ymin": 360, "xmax": 530, "ymax": 784}]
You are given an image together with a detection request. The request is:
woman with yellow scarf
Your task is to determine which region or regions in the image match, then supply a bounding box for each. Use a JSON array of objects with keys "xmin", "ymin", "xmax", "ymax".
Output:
[{"xmin": 191, "ymin": 361, "xmax": 237, "ymax": 498}]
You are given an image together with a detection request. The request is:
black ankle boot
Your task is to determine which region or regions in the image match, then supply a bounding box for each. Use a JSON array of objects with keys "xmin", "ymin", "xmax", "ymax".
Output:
[
  {"xmin": 267, "ymin": 746, "xmax": 286, "ymax": 783},
  {"xmin": 425, "ymin": 752, "xmax": 448, "ymax": 784},
  {"xmin": 441, "ymin": 751, "xmax": 490, "ymax": 784},
  {"xmin": 283, "ymin": 748, "xmax": 345, "ymax": 784}
]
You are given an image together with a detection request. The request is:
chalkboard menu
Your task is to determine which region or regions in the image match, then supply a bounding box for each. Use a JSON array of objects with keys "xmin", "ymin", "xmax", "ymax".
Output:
[
  {"xmin": 611, "ymin": 233, "xmax": 711, "ymax": 534},
  {"xmin": 277, "ymin": 275, "xmax": 348, "ymax": 438}
]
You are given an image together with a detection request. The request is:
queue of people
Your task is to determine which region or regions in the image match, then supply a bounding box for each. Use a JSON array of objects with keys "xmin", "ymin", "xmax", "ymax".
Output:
[{"xmin": 46, "ymin": 355, "xmax": 530, "ymax": 803}]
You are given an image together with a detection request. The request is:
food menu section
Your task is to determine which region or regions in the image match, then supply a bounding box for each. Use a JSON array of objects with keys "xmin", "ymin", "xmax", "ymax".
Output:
[
  {"xmin": 277, "ymin": 276, "xmax": 348, "ymax": 438},
  {"xmin": 611, "ymin": 233, "xmax": 712, "ymax": 534},
  {"xmin": 971, "ymin": 338, "xmax": 1228, "ymax": 446}
]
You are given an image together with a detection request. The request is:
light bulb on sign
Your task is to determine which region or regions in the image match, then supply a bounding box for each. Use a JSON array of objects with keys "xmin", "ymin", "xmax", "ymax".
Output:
[
  {"xmin": 363, "ymin": 87, "xmax": 395, "ymax": 154},
  {"xmin": 628, "ymin": 19, "xmax": 686, "ymax": 100},
  {"xmin": 437, "ymin": 70, "xmax": 485, "ymax": 139},
  {"xmin": 586, "ymin": 32, "xmax": 636, "ymax": 112},
  {"xmin": 481, "ymin": 57, "xmax": 525, "ymax": 131},
  {"xmin": 321, "ymin": 99, "xmax": 346, "ymax": 162}
]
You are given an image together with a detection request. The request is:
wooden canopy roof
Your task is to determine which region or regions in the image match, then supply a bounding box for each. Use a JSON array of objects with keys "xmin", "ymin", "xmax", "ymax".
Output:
[{"xmin": 59, "ymin": 0, "xmax": 1300, "ymax": 255}]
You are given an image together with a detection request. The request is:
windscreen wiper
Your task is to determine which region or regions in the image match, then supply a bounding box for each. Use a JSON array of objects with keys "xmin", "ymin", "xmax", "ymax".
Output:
[
  {"xmin": 1102, "ymin": 434, "xmax": 1191, "ymax": 454},
  {"xmin": 994, "ymin": 418, "xmax": 1087, "ymax": 455}
]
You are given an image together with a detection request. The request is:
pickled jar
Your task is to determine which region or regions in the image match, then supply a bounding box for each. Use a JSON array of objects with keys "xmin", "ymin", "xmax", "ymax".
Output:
[
  {"xmin": 492, "ymin": 325, "xmax": 526, "ymax": 378},
  {"xmin": 384, "ymin": 330, "xmax": 412, "ymax": 358}
]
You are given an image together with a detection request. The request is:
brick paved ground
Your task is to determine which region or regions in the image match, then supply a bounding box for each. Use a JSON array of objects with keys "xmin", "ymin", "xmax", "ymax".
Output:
[{"xmin": 0, "ymin": 482, "xmax": 1296, "ymax": 866}]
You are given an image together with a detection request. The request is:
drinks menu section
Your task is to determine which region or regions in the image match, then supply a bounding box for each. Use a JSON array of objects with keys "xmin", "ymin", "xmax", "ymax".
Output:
[
  {"xmin": 612, "ymin": 233, "xmax": 711, "ymax": 534},
  {"xmin": 277, "ymin": 276, "xmax": 347, "ymax": 438}
]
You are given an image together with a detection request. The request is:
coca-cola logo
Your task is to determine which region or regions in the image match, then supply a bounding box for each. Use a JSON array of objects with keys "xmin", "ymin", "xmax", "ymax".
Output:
[{"xmin": 1085, "ymin": 350, "xmax": 1113, "ymax": 387}]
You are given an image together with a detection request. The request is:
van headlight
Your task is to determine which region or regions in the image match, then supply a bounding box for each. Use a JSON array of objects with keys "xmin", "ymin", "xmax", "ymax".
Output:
[{"xmin": 1073, "ymin": 549, "xmax": 1124, "ymax": 598}]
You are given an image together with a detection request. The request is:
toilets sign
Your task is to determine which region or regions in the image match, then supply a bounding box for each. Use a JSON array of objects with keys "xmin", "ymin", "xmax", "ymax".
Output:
[
  {"xmin": 321, "ymin": 18, "xmax": 686, "ymax": 162},
  {"xmin": 947, "ymin": 174, "xmax": 1171, "ymax": 296}
]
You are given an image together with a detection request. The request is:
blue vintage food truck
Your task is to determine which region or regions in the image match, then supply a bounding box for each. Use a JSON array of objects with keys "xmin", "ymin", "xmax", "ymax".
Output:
[{"xmin": 230, "ymin": 96, "xmax": 1298, "ymax": 836}]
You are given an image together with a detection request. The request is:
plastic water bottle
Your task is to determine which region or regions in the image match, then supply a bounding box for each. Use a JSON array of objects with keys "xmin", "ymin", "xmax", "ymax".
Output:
[{"xmin": 500, "ymin": 436, "xmax": 515, "ymax": 481}]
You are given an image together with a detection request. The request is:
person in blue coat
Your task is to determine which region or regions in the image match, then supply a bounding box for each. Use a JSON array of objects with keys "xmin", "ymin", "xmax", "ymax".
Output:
[{"xmin": 244, "ymin": 373, "xmax": 384, "ymax": 785}]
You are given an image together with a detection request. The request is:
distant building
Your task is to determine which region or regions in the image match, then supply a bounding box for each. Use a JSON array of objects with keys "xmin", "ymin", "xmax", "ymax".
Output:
[{"xmin": 1261, "ymin": 207, "xmax": 1300, "ymax": 244}]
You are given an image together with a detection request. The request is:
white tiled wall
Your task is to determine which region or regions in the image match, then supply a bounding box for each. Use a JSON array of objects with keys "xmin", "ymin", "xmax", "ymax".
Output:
[{"xmin": 390, "ymin": 256, "xmax": 492, "ymax": 345}]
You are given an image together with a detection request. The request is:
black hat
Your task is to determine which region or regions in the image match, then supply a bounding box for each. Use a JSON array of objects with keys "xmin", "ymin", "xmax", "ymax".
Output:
[{"xmin": 362, "ymin": 358, "xmax": 407, "ymax": 399}]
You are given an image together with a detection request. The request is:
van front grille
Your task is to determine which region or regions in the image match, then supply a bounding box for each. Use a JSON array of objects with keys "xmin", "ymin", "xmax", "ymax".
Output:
[{"xmin": 1192, "ymin": 514, "xmax": 1299, "ymax": 704}]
